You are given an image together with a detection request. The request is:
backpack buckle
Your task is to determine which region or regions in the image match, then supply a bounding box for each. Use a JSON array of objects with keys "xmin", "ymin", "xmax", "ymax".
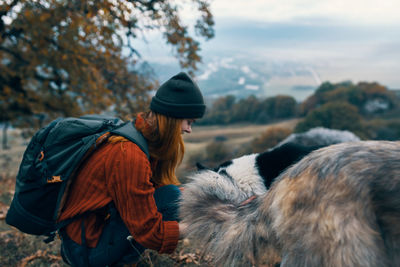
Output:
[
  {"xmin": 38, "ymin": 151, "xmax": 45, "ymax": 161},
  {"xmin": 47, "ymin": 176, "xmax": 62, "ymax": 183}
]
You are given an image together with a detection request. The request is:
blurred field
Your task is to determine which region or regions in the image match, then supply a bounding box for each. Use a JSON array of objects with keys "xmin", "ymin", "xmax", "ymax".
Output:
[
  {"xmin": 0, "ymin": 119, "xmax": 298, "ymax": 266},
  {"xmin": 185, "ymin": 120, "xmax": 297, "ymax": 144}
]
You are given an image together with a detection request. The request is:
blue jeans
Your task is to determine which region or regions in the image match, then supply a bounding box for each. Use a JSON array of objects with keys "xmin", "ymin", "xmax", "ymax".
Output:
[{"xmin": 60, "ymin": 184, "xmax": 181, "ymax": 267}]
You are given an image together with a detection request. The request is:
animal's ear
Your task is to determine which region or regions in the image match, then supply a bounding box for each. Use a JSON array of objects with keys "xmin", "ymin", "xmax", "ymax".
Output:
[{"xmin": 196, "ymin": 162, "xmax": 209, "ymax": 170}]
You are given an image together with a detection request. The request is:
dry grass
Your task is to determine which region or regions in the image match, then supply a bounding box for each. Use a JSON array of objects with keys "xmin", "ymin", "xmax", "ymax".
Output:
[{"xmin": 184, "ymin": 119, "xmax": 298, "ymax": 144}]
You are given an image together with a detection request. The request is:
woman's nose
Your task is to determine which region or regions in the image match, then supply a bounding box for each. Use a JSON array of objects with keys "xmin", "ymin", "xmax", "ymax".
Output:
[{"xmin": 184, "ymin": 125, "xmax": 192, "ymax": 133}]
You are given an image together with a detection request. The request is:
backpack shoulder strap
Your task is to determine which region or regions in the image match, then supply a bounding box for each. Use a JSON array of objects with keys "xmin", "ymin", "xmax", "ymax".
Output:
[{"xmin": 110, "ymin": 121, "xmax": 149, "ymax": 159}]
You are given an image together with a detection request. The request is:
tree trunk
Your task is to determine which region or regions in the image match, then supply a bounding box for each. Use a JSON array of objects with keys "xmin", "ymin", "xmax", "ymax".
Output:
[{"xmin": 2, "ymin": 122, "xmax": 10, "ymax": 150}]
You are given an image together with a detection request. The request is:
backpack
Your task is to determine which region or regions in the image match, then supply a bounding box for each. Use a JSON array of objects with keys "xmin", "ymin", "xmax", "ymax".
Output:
[{"xmin": 5, "ymin": 114, "xmax": 149, "ymax": 241}]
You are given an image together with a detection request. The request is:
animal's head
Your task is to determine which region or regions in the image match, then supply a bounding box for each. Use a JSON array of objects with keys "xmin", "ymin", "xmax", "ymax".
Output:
[
  {"xmin": 213, "ymin": 153, "xmax": 267, "ymax": 201},
  {"xmin": 190, "ymin": 155, "xmax": 262, "ymax": 204}
]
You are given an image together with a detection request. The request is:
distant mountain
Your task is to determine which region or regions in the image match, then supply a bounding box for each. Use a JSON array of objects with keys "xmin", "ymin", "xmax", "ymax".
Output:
[{"xmin": 150, "ymin": 55, "xmax": 321, "ymax": 102}]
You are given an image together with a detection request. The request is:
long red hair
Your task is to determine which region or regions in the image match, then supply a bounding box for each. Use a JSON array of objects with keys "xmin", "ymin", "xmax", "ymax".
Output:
[{"xmin": 109, "ymin": 111, "xmax": 184, "ymax": 185}]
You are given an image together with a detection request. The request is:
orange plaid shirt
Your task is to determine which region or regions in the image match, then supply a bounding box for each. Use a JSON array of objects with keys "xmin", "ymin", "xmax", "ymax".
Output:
[{"xmin": 58, "ymin": 121, "xmax": 179, "ymax": 254}]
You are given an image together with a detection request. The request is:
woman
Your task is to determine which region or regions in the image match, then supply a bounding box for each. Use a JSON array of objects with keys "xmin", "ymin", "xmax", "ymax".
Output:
[{"xmin": 58, "ymin": 72, "xmax": 206, "ymax": 266}]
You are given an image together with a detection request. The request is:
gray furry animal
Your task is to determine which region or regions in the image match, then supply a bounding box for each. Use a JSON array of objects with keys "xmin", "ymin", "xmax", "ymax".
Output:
[
  {"xmin": 203, "ymin": 127, "xmax": 360, "ymax": 203},
  {"xmin": 180, "ymin": 141, "xmax": 400, "ymax": 266}
]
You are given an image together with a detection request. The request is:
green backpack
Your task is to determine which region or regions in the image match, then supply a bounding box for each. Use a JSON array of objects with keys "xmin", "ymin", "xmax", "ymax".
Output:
[{"xmin": 6, "ymin": 115, "xmax": 149, "ymax": 242}]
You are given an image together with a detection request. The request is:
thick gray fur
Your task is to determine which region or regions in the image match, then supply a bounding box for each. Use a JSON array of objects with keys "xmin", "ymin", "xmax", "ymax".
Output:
[{"xmin": 180, "ymin": 141, "xmax": 400, "ymax": 267}]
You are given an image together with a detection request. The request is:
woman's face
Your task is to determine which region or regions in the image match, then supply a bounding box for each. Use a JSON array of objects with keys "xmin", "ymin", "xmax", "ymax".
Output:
[{"xmin": 181, "ymin": 119, "xmax": 196, "ymax": 134}]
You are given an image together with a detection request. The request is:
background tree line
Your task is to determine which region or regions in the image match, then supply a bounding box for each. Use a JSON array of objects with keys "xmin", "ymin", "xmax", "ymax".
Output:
[
  {"xmin": 199, "ymin": 81, "xmax": 400, "ymax": 139},
  {"xmin": 199, "ymin": 94, "xmax": 297, "ymax": 125}
]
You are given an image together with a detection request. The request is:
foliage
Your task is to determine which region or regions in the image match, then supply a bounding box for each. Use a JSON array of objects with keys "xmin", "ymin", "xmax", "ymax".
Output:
[
  {"xmin": 296, "ymin": 81, "xmax": 400, "ymax": 140},
  {"xmin": 232, "ymin": 95, "xmax": 260, "ymax": 122},
  {"xmin": 300, "ymin": 81, "xmax": 397, "ymax": 116},
  {"xmin": 0, "ymin": 0, "xmax": 214, "ymax": 128},
  {"xmin": 260, "ymin": 95, "xmax": 297, "ymax": 120},
  {"xmin": 199, "ymin": 94, "xmax": 298, "ymax": 125},
  {"xmin": 201, "ymin": 95, "xmax": 236, "ymax": 124},
  {"xmin": 362, "ymin": 119, "xmax": 400, "ymax": 140},
  {"xmin": 295, "ymin": 102, "xmax": 365, "ymax": 137},
  {"xmin": 250, "ymin": 126, "xmax": 292, "ymax": 153}
]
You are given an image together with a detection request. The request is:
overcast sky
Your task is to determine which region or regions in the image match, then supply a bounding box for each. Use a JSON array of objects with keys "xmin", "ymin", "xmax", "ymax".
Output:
[
  {"xmin": 207, "ymin": 0, "xmax": 400, "ymax": 25},
  {"xmin": 137, "ymin": 0, "xmax": 400, "ymax": 91}
]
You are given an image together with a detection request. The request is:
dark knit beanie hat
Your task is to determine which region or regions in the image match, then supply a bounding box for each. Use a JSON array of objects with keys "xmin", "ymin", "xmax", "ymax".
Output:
[{"xmin": 150, "ymin": 72, "xmax": 206, "ymax": 118}]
